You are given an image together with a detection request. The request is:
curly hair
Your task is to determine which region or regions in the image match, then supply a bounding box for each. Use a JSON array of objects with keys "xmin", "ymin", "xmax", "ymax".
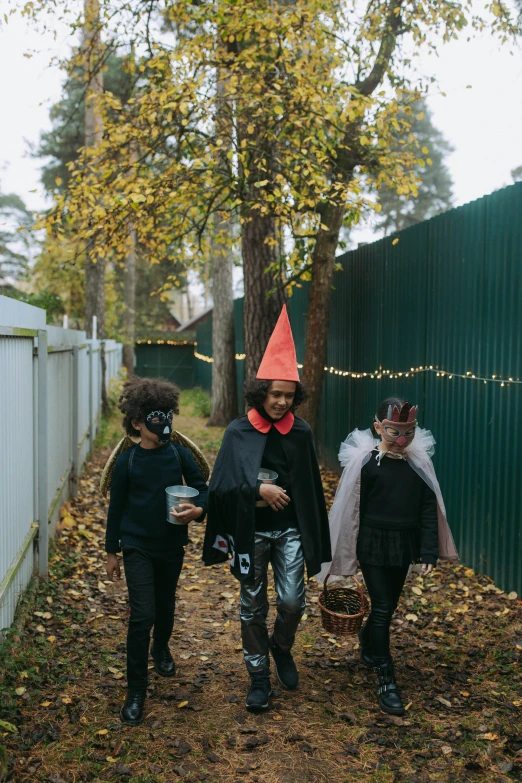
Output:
[
  {"xmin": 244, "ymin": 379, "xmax": 308, "ymax": 412},
  {"xmin": 118, "ymin": 376, "xmax": 180, "ymax": 437}
]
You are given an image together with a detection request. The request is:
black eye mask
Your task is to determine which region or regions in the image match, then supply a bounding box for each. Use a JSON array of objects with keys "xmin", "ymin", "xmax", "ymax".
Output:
[{"xmin": 145, "ymin": 410, "xmax": 173, "ymax": 443}]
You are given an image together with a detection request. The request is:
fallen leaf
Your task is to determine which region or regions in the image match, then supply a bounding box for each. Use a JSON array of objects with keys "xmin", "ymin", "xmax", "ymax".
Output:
[
  {"xmin": 405, "ymin": 613, "xmax": 418, "ymax": 622},
  {"xmin": 62, "ymin": 697, "xmax": 72, "ymax": 705},
  {"xmin": 106, "ymin": 756, "xmax": 118, "ymax": 763},
  {"xmin": 41, "ymin": 701, "xmax": 53, "ymax": 707},
  {"xmin": 478, "ymin": 732, "xmax": 499, "ymax": 741},
  {"xmin": 178, "ymin": 701, "xmax": 189, "ymax": 709},
  {"xmin": 96, "ymin": 729, "xmax": 109, "ymax": 736},
  {"xmin": 47, "ymin": 636, "xmax": 57, "ymax": 643},
  {"xmin": 15, "ymin": 687, "xmax": 26, "ymax": 696},
  {"xmin": 273, "ymin": 714, "xmax": 283, "ymax": 721},
  {"xmin": 508, "ymin": 591, "xmax": 518, "ymax": 600},
  {"xmin": 0, "ymin": 720, "xmax": 17, "ymax": 733},
  {"xmin": 35, "ymin": 625, "xmax": 45, "ymax": 633},
  {"xmin": 411, "ymin": 586, "xmax": 423, "ymax": 596},
  {"xmin": 436, "ymin": 696, "xmax": 452, "ymax": 708}
]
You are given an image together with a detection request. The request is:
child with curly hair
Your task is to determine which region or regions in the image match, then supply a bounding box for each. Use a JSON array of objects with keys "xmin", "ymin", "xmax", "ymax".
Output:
[
  {"xmin": 105, "ymin": 376, "xmax": 208, "ymax": 725},
  {"xmin": 204, "ymin": 307, "xmax": 331, "ymax": 711}
]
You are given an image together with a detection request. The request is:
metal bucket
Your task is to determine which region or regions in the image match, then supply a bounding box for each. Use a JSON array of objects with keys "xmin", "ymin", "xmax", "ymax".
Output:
[
  {"xmin": 256, "ymin": 470, "xmax": 278, "ymax": 508},
  {"xmin": 166, "ymin": 485, "xmax": 199, "ymax": 524}
]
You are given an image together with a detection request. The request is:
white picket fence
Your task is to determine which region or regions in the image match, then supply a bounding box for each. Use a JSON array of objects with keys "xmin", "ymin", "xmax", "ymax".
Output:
[{"xmin": 0, "ymin": 296, "xmax": 123, "ymax": 634}]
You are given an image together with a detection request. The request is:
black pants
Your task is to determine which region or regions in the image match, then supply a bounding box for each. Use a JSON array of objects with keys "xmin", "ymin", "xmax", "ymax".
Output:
[
  {"xmin": 122, "ymin": 545, "xmax": 184, "ymax": 690},
  {"xmin": 359, "ymin": 562, "xmax": 409, "ymax": 661}
]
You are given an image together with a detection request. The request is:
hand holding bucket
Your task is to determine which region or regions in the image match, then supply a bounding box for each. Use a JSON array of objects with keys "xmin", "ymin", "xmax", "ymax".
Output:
[
  {"xmin": 166, "ymin": 485, "xmax": 200, "ymax": 525},
  {"xmin": 256, "ymin": 470, "xmax": 289, "ymax": 510}
]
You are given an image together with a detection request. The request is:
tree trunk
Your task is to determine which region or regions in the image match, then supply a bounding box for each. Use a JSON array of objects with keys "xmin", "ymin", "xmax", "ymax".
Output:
[
  {"xmin": 208, "ymin": 218, "xmax": 237, "ymax": 425},
  {"xmin": 242, "ymin": 205, "xmax": 286, "ymax": 381},
  {"xmin": 83, "ymin": 0, "xmax": 108, "ymax": 413},
  {"xmin": 300, "ymin": 203, "xmax": 345, "ymax": 432},
  {"xmin": 122, "ymin": 224, "xmax": 136, "ymax": 376},
  {"xmin": 84, "ymin": 0, "xmax": 105, "ymax": 340}
]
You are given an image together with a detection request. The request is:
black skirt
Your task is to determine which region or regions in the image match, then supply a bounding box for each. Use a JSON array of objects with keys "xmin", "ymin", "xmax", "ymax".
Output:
[{"xmin": 356, "ymin": 525, "xmax": 421, "ymax": 568}]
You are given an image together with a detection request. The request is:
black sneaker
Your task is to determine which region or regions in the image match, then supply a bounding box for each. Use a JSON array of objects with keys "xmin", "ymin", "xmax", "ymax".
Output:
[
  {"xmin": 246, "ymin": 671, "xmax": 272, "ymax": 712},
  {"xmin": 374, "ymin": 660, "xmax": 405, "ymax": 716},
  {"xmin": 120, "ymin": 689, "xmax": 146, "ymax": 725},
  {"xmin": 269, "ymin": 635, "xmax": 299, "ymax": 690},
  {"xmin": 151, "ymin": 643, "xmax": 176, "ymax": 677}
]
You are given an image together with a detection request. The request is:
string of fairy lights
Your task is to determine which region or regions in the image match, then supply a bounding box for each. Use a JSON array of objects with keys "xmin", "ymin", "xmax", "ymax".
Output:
[
  {"xmin": 193, "ymin": 350, "xmax": 521, "ymax": 387},
  {"xmin": 138, "ymin": 340, "xmax": 520, "ymax": 388}
]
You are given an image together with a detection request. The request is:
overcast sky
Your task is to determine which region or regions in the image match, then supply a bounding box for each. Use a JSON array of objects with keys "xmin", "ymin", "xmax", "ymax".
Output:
[{"xmin": 1, "ymin": 11, "xmax": 521, "ymax": 241}]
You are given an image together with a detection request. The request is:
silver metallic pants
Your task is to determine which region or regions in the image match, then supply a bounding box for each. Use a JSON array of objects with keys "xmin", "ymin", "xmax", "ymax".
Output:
[{"xmin": 240, "ymin": 528, "xmax": 306, "ymax": 673}]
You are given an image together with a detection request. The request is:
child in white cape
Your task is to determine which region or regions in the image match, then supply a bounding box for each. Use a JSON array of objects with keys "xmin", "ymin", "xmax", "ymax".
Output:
[{"xmin": 316, "ymin": 397, "xmax": 458, "ymax": 716}]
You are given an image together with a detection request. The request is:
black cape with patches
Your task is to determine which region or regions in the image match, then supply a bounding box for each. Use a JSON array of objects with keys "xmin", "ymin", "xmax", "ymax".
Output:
[{"xmin": 202, "ymin": 414, "xmax": 331, "ymax": 583}]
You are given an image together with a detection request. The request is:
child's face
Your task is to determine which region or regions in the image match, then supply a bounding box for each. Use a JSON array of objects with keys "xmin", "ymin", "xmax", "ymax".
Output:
[
  {"xmin": 132, "ymin": 409, "xmax": 173, "ymax": 448},
  {"xmin": 374, "ymin": 419, "xmax": 416, "ymax": 452},
  {"xmin": 263, "ymin": 381, "xmax": 296, "ymax": 420}
]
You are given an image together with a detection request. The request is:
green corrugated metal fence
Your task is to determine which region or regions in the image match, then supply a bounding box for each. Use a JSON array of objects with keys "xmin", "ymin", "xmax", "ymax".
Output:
[
  {"xmin": 196, "ymin": 183, "xmax": 522, "ymax": 593},
  {"xmin": 135, "ymin": 342, "xmax": 196, "ymax": 388}
]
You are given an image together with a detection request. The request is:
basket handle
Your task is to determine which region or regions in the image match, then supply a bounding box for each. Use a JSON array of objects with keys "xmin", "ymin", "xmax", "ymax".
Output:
[{"xmin": 323, "ymin": 574, "xmax": 365, "ymax": 603}]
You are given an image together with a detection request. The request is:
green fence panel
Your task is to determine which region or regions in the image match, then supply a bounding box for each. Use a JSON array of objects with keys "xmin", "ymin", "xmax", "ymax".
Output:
[
  {"xmin": 193, "ymin": 183, "xmax": 522, "ymax": 593},
  {"xmin": 135, "ymin": 343, "xmax": 196, "ymax": 388}
]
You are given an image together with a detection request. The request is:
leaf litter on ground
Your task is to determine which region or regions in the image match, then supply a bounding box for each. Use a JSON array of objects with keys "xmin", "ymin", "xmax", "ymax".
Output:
[{"xmin": 0, "ymin": 400, "xmax": 521, "ymax": 783}]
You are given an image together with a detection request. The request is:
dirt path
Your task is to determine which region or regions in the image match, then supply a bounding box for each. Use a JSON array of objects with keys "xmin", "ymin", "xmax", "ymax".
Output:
[{"xmin": 1, "ymin": 404, "xmax": 521, "ymax": 783}]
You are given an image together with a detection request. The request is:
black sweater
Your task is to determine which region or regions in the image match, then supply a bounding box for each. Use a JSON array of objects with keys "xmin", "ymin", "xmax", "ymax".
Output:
[
  {"xmin": 255, "ymin": 423, "xmax": 298, "ymax": 532},
  {"xmin": 105, "ymin": 442, "xmax": 208, "ymax": 554},
  {"xmin": 360, "ymin": 450, "xmax": 438, "ymax": 563}
]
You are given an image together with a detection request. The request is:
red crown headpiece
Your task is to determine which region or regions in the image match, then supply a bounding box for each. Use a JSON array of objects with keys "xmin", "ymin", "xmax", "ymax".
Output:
[{"xmin": 381, "ymin": 402, "xmax": 418, "ymax": 423}]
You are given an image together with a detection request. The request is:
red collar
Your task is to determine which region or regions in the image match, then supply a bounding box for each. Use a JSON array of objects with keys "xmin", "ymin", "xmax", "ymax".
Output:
[{"xmin": 247, "ymin": 408, "xmax": 295, "ymax": 435}]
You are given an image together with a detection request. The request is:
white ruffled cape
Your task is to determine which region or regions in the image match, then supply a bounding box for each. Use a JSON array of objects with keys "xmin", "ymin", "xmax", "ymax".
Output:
[{"xmin": 315, "ymin": 428, "xmax": 458, "ymax": 582}]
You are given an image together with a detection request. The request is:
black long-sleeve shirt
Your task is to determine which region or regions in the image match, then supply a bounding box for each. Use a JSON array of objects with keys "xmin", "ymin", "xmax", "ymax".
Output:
[
  {"xmin": 105, "ymin": 442, "xmax": 208, "ymax": 554},
  {"xmin": 255, "ymin": 420, "xmax": 298, "ymax": 532},
  {"xmin": 360, "ymin": 450, "xmax": 438, "ymax": 564}
]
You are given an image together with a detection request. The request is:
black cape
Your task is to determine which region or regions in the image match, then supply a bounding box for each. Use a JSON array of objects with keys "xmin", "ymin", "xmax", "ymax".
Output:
[{"xmin": 202, "ymin": 414, "xmax": 331, "ymax": 583}]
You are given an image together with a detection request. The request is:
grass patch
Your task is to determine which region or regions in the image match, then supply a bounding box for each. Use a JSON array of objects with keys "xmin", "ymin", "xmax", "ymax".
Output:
[{"xmin": 181, "ymin": 387, "xmax": 212, "ymax": 418}]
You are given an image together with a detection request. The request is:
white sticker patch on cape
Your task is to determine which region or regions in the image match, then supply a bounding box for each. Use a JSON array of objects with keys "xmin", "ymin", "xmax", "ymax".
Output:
[
  {"xmin": 212, "ymin": 535, "xmax": 229, "ymax": 553},
  {"xmin": 239, "ymin": 553, "xmax": 251, "ymax": 574}
]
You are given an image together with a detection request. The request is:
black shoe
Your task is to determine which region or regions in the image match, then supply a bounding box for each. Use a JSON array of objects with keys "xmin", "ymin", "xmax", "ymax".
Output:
[
  {"xmin": 374, "ymin": 660, "xmax": 405, "ymax": 716},
  {"xmin": 151, "ymin": 643, "xmax": 176, "ymax": 677},
  {"xmin": 358, "ymin": 625, "xmax": 375, "ymax": 668},
  {"xmin": 120, "ymin": 689, "xmax": 146, "ymax": 725},
  {"xmin": 269, "ymin": 635, "xmax": 299, "ymax": 690},
  {"xmin": 246, "ymin": 671, "xmax": 272, "ymax": 712}
]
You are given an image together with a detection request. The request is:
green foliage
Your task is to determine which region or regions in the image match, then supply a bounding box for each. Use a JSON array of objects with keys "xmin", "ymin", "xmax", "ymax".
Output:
[
  {"xmin": 375, "ymin": 100, "xmax": 454, "ymax": 234},
  {"xmin": 36, "ymin": 56, "xmax": 135, "ymax": 195},
  {"xmin": 181, "ymin": 387, "xmax": 211, "ymax": 419},
  {"xmin": 511, "ymin": 165, "xmax": 522, "ymax": 183},
  {"xmin": 33, "ymin": 55, "xmax": 186, "ymax": 337},
  {"xmin": 0, "ymin": 192, "xmax": 33, "ymax": 283}
]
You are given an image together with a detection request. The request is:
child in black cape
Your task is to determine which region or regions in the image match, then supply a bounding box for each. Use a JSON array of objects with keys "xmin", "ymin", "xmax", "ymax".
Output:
[
  {"xmin": 316, "ymin": 396, "xmax": 458, "ymax": 715},
  {"xmin": 103, "ymin": 377, "xmax": 209, "ymax": 725},
  {"xmin": 203, "ymin": 306, "xmax": 331, "ymax": 711}
]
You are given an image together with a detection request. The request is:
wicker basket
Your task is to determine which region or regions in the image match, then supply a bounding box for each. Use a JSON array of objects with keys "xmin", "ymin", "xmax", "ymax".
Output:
[{"xmin": 318, "ymin": 575, "xmax": 369, "ymax": 636}]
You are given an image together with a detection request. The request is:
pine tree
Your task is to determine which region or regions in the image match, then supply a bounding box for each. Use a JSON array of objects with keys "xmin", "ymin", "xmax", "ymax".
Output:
[
  {"xmin": 376, "ymin": 101, "xmax": 454, "ymax": 234},
  {"xmin": 0, "ymin": 192, "xmax": 33, "ymax": 283}
]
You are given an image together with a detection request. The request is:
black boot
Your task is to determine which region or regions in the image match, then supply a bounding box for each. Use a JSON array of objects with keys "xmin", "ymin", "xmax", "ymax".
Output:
[
  {"xmin": 358, "ymin": 623, "xmax": 375, "ymax": 668},
  {"xmin": 269, "ymin": 635, "xmax": 299, "ymax": 690},
  {"xmin": 151, "ymin": 643, "xmax": 176, "ymax": 677},
  {"xmin": 374, "ymin": 659, "xmax": 405, "ymax": 716},
  {"xmin": 246, "ymin": 671, "xmax": 272, "ymax": 712},
  {"xmin": 121, "ymin": 689, "xmax": 146, "ymax": 725}
]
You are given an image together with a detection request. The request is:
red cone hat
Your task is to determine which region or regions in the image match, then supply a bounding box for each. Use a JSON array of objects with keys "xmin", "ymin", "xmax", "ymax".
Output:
[{"xmin": 256, "ymin": 305, "xmax": 300, "ymax": 382}]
